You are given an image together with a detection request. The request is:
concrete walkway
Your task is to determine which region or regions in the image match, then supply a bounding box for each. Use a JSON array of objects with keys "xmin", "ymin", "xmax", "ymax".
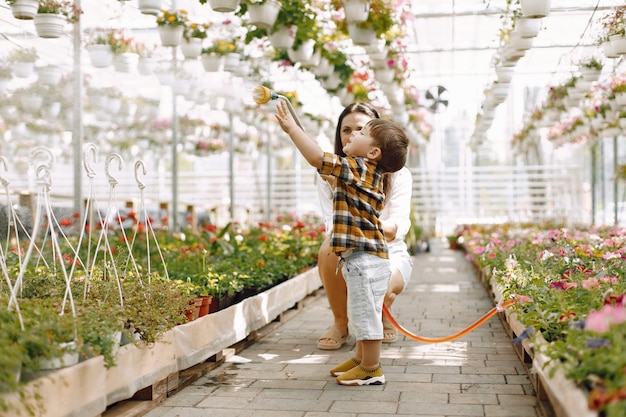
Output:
[{"xmin": 142, "ymin": 240, "xmax": 541, "ymax": 417}]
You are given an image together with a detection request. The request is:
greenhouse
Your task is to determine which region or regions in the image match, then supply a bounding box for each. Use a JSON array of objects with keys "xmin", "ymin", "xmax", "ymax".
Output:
[{"xmin": 0, "ymin": 1, "xmax": 625, "ymax": 416}]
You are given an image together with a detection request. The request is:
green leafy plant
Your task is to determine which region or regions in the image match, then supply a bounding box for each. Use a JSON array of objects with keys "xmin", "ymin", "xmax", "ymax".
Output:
[{"xmin": 9, "ymin": 47, "xmax": 38, "ymax": 63}]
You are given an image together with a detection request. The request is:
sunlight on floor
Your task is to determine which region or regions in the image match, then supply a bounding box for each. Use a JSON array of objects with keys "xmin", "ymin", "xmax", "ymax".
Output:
[
  {"xmin": 412, "ymin": 284, "xmax": 461, "ymax": 292},
  {"xmin": 383, "ymin": 341, "xmax": 469, "ymax": 365}
]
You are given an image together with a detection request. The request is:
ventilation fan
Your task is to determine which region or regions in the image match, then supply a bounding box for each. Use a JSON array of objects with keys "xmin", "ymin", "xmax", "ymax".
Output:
[{"xmin": 424, "ymin": 85, "xmax": 449, "ymax": 113}]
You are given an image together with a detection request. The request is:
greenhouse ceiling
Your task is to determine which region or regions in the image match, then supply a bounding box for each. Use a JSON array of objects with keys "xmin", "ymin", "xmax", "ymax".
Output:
[{"xmin": 0, "ymin": 1, "xmax": 624, "ymax": 125}]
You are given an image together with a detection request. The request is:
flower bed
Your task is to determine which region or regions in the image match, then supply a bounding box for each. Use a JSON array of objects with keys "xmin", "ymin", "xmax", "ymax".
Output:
[
  {"xmin": 1, "ymin": 266, "xmax": 321, "ymax": 417},
  {"xmin": 462, "ymin": 223, "xmax": 626, "ymax": 417},
  {"xmin": 0, "ymin": 209, "xmax": 324, "ymax": 415}
]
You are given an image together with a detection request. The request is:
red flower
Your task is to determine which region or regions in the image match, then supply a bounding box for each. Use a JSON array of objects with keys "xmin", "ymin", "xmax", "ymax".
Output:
[
  {"xmin": 59, "ymin": 218, "xmax": 73, "ymax": 227},
  {"xmin": 550, "ymin": 281, "xmax": 578, "ymax": 290}
]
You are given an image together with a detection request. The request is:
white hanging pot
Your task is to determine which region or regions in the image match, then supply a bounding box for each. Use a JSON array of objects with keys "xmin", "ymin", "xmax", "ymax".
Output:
[
  {"xmin": 314, "ymin": 57, "xmax": 334, "ymax": 78},
  {"xmin": 343, "ymin": 0, "xmax": 369, "ymax": 24},
  {"xmin": 347, "ymin": 24, "xmax": 376, "ymax": 46},
  {"xmin": 86, "ymin": 44, "xmax": 114, "ymax": 68},
  {"xmin": 180, "ymin": 38, "xmax": 203, "ymax": 59},
  {"xmin": 269, "ymin": 25, "xmax": 297, "ymax": 50},
  {"xmin": 338, "ymin": 88, "xmax": 355, "ymax": 107},
  {"xmin": 520, "ymin": 0, "xmax": 551, "ymax": 18},
  {"xmin": 375, "ymin": 68, "xmax": 395, "ymax": 84},
  {"xmin": 323, "ymin": 72, "xmax": 342, "ymax": 90},
  {"xmin": 201, "ymin": 53, "xmax": 224, "ymax": 72},
  {"xmin": 247, "ymin": 0, "xmax": 281, "ymax": 30},
  {"xmin": 495, "ymin": 66, "xmax": 514, "ymax": 83},
  {"xmin": 13, "ymin": 61, "xmax": 34, "ymax": 78},
  {"xmin": 137, "ymin": 0, "xmax": 162, "ymax": 15},
  {"xmin": 514, "ymin": 17, "xmax": 541, "ymax": 38},
  {"xmin": 287, "ymin": 40, "xmax": 315, "ymax": 63},
  {"xmin": 209, "ymin": 0, "xmax": 240, "ymax": 13},
  {"xmin": 138, "ymin": 56, "xmax": 158, "ymax": 75},
  {"xmin": 579, "ymin": 68, "xmax": 601, "ymax": 83},
  {"xmin": 223, "ymin": 52, "xmax": 241, "ymax": 71},
  {"xmin": 9, "ymin": 0, "xmax": 39, "ymax": 20},
  {"xmin": 602, "ymin": 40, "xmax": 619, "ymax": 59},
  {"xmin": 113, "ymin": 52, "xmax": 139, "ymax": 73},
  {"xmin": 38, "ymin": 65, "xmax": 63, "ymax": 85},
  {"xmin": 510, "ymin": 34, "xmax": 534, "ymax": 51},
  {"xmin": 610, "ymin": 35, "xmax": 626, "ymax": 55},
  {"xmin": 157, "ymin": 25, "xmax": 184, "ymax": 47},
  {"xmin": 34, "ymin": 13, "xmax": 66, "ymax": 39}
]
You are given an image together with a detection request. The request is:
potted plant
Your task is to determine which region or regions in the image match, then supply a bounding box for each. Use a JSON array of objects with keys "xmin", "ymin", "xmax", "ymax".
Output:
[
  {"xmin": 35, "ymin": 0, "xmax": 83, "ymax": 38},
  {"xmin": 236, "ymin": 0, "xmax": 283, "ymax": 30},
  {"xmin": 181, "ymin": 22, "xmax": 210, "ymax": 59},
  {"xmin": 5, "ymin": 0, "xmax": 40, "ymax": 20},
  {"xmin": 333, "ymin": 0, "xmax": 400, "ymax": 45},
  {"xmin": 155, "ymin": 8, "xmax": 189, "ymax": 46}
]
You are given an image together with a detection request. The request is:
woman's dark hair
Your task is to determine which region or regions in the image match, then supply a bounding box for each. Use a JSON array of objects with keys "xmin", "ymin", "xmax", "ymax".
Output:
[
  {"xmin": 334, "ymin": 102, "xmax": 396, "ymax": 202},
  {"xmin": 334, "ymin": 102, "xmax": 381, "ymax": 157}
]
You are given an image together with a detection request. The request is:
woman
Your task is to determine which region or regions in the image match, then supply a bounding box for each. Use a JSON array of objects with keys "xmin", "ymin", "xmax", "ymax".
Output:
[{"xmin": 317, "ymin": 102, "xmax": 414, "ymax": 349}]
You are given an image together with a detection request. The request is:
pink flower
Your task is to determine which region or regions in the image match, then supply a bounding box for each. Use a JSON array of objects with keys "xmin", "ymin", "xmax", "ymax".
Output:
[
  {"xmin": 581, "ymin": 278, "xmax": 600, "ymax": 289},
  {"xmin": 473, "ymin": 246, "xmax": 486, "ymax": 255},
  {"xmin": 585, "ymin": 305, "xmax": 626, "ymax": 333},
  {"xmin": 600, "ymin": 275, "xmax": 619, "ymax": 284},
  {"xmin": 550, "ymin": 281, "xmax": 578, "ymax": 290},
  {"xmin": 513, "ymin": 294, "xmax": 534, "ymax": 304},
  {"xmin": 602, "ymin": 251, "xmax": 621, "ymax": 260}
]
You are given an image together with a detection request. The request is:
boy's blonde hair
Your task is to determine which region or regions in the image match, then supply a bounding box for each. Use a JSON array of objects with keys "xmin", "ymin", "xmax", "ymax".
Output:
[{"xmin": 367, "ymin": 119, "xmax": 409, "ymax": 173}]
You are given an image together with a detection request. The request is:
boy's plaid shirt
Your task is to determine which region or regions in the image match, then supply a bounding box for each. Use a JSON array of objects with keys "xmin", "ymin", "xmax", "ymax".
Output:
[{"xmin": 319, "ymin": 152, "xmax": 388, "ymax": 259}]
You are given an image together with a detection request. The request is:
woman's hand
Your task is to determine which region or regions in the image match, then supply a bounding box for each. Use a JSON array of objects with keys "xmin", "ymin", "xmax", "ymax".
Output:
[{"xmin": 380, "ymin": 220, "xmax": 398, "ymax": 242}]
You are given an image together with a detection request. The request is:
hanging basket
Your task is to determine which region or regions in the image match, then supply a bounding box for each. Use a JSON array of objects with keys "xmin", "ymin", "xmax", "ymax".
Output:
[
  {"xmin": 34, "ymin": 13, "xmax": 66, "ymax": 39},
  {"xmin": 347, "ymin": 24, "xmax": 377, "ymax": 46},
  {"xmin": 223, "ymin": 52, "xmax": 241, "ymax": 72},
  {"xmin": 247, "ymin": 0, "xmax": 281, "ymax": 29},
  {"xmin": 610, "ymin": 35, "xmax": 626, "ymax": 55},
  {"xmin": 137, "ymin": 0, "xmax": 162, "ymax": 16},
  {"xmin": 343, "ymin": 0, "xmax": 369, "ymax": 23},
  {"xmin": 9, "ymin": 0, "xmax": 39, "ymax": 20},
  {"xmin": 520, "ymin": 0, "xmax": 551, "ymax": 18},
  {"xmin": 287, "ymin": 40, "xmax": 315, "ymax": 64},
  {"xmin": 374, "ymin": 67, "xmax": 395, "ymax": 84},
  {"xmin": 113, "ymin": 52, "xmax": 139, "ymax": 73},
  {"xmin": 268, "ymin": 25, "xmax": 297, "ymax": 50},
  {"xmin": 180, "ymin": 38, "xmax": 203, "ymax": 59},
  {"xmin": 201, "ymin": 53, "xmax": 224, "ymax": 72},
  {"xmin": 138, "ymin": 56, "xmax": 158, "ymax": 75},
  {"xmin": 86, "ymin": 44, "xmax": 114, "ymax": 68},
  {"xmin": 12, "ymin": 61, "xmax": 35, "ymax": 78},
  {"xmin": 37, "ymin": 66, "xmax": 63, "ymax": 85},
  {"xmin": 514, "ymin": 17, "xmax": 541, "ymax": 38},
  {"xmin": 158, "ymin": 25, "xmax": 185, "ymax": 47},
  {"xmin": 208, "ymin": 0, "xmax": 240, "ymax": 13}
]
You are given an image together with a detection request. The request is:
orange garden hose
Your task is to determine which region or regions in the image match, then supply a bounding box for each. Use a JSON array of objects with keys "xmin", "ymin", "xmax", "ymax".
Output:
[{"xmin": 382, "ymin": 299, "xmax": 518, "ymax": 343}]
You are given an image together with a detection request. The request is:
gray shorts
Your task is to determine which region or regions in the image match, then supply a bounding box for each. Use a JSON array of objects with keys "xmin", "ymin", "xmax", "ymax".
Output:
[{"xmin": 341, "ymin": 251, "xmax": 390, "ymax": 341}]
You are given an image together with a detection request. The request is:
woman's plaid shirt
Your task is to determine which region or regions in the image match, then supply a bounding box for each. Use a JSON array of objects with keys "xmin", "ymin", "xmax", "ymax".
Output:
[{"xmin": 318, "ymin": 152, "xmax": 388, "ymax": 259}]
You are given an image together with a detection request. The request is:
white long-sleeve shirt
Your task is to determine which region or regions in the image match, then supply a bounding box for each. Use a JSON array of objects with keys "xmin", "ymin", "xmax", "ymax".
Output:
[{"xmin": 317, "ymin": 166, "xmax": 413, "ymax": 249}]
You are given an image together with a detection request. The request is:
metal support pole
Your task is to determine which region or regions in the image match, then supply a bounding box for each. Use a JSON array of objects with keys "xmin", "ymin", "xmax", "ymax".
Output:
[
  {"xmin": 228, "ymin": 111, "xmax": 235, "ymax": 222},
  {"xmin": 614, "ymin": 136, "xmax": 619, "ymax": 226},
  {"xmin": 72, "ymin": 0, "xmax": 83, "ymax": 215},
  {"xmin": 171, "ymin": 56, "xmax": 179, "ymax": 231},
  {"xmin": 266, "ymin": 127, "xmax": 271, "ymax": 221},
  {"xmin": 591, "ymin": 142, "xmax": 597, "ymax": 226}
]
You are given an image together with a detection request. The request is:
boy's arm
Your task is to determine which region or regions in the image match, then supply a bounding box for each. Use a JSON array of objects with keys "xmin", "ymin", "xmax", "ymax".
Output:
[{"xmin": 275, "ymin": 100, "xmax": 324, "ymax": 169}]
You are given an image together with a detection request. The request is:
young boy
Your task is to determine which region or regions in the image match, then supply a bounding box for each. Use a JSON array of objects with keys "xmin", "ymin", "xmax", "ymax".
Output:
[{"xmin": 274, "ymin": 100, "xmax": 409, "ymax": 386}]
